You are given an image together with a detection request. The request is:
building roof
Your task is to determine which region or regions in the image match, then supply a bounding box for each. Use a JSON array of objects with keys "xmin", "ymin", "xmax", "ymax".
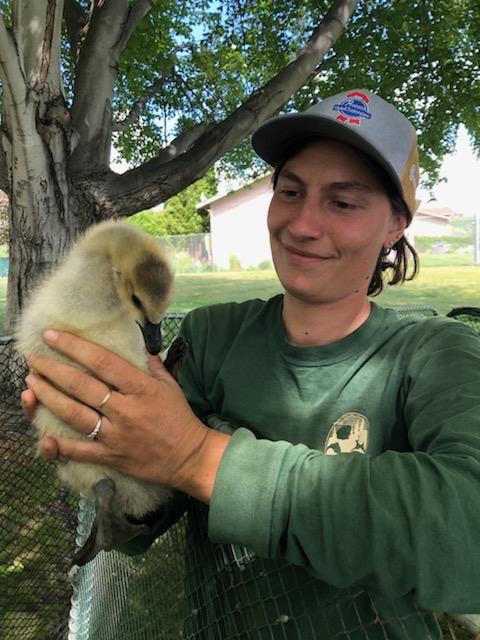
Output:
[
  {"xmin": 416, "ymin": 203, "xmax": 455, "ymax": 221},
  {"xmin": 197, "ymin": 175, "xmax": 271, "ymax": 209}
]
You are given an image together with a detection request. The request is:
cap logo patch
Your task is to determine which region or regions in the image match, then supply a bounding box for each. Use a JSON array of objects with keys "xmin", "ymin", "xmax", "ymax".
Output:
[{"xmin": 333, "ymin": 91, "xmax": 371, "ymax": 126}]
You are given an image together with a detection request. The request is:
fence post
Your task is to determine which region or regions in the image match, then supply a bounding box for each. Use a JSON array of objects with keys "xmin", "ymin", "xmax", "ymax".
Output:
[{"xmin": 475, "ymin": 212, "xmax": 480, "ymax": 266}]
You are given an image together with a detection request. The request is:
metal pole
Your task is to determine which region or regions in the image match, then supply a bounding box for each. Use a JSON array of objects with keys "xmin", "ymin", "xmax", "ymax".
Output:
[{"xmin": 475, "ymin": 212, "xmax": 480, "ymax": 266}]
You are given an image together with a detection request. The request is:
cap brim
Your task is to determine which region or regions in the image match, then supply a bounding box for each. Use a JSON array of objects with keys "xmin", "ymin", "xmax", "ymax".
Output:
[{"xmin": 252, "ymin": 113, "xmax": 404, "ymax": 204}]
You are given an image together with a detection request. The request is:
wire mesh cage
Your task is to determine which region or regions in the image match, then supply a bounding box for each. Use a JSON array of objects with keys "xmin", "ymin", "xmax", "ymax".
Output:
[
  {"xmin": 0, "ymin": 314, "xmax": 186, "ymax": 640},
  {"xmin": 446, "ymin": 308, "xmax": 480, "ymax": 335},
  {"xmin": 69, "ymin": 498, "xmax": 187, "ymax": 640},
  {"xmin": 0, "ymin": 336, "xmax": 78, "ymax": 640},
  {"xmin": 1, "ymin": 311, "xmax": 479, "ymax": 640}
]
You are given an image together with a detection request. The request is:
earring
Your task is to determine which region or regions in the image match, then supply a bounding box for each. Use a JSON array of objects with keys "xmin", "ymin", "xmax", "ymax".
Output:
[{"xmin": 386, "ymin": 236, "xmax": 402, "ymax": 250}]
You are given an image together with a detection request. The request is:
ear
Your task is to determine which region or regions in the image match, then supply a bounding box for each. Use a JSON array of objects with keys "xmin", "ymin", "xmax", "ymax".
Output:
[{"xmin": 384, "ymin": 214, "xmax": 407, "ymax": 250}]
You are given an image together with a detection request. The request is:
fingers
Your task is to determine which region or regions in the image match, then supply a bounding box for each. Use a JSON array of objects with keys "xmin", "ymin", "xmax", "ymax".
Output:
[
  {"xmin": 39, "ymin": 434, "xmax": 110, "ymax": 464},
  {"xmin": 39, "ymin": 436, "xmax": 61, "ymax": 461},
  {"xmin": 26, "ymin": 355, "xmax": 118, "ymax": 416},
  {"xmin": 26, "ymin": 372, "xmax": 112, "ymax": 439},
  {"xmin": 42, "ymin": 330, "xmax": 149, "ymax": 395},
  {"xmin": 21, "ymin": 388, "xmax": 37, "ymax": 421}
]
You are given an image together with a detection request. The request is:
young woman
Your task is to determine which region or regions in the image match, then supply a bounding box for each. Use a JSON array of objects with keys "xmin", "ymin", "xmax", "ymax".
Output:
[{"xmin": 23, "ymin": 89, "xmax": 480, "ymax": 639}]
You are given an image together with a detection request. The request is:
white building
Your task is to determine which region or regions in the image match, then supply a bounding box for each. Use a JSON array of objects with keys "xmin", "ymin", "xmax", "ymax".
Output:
[
  {"xmin": 410, "ymin": 203, "xmax": 454, "ymax": 237},
  {"xmin": 200, "ymin": 177, "xmax": 455, "ymax": 269},
  {"xmin": 199, "ymin": 176, "xmax": 273, "ymax": 269}
]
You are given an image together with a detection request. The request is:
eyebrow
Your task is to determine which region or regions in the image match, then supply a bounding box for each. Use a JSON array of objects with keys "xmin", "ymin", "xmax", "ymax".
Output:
[{"xmin": 277, "ymin": 170, "xmax": 375, "ymax": 193}]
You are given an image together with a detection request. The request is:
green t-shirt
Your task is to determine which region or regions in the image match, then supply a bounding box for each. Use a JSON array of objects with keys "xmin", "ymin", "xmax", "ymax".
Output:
[{"xmin": 125, "ymin": 297, "xmax": 480, "ymax": 639}]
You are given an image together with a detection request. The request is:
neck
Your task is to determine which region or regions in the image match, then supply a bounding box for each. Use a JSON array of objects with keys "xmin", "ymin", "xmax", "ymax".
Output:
[{"xmin": 282, "ymin": 293, "xmax": 372, "ymax": 347}]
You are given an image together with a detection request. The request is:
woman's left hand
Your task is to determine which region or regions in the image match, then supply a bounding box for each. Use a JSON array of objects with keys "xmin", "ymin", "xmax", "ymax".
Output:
[{"xmin": 25, "ymin": 330, "xmax": 229, "ymax": 503}]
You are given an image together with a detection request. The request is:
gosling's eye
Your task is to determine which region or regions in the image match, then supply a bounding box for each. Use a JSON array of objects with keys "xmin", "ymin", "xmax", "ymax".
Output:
[{"xmin": 131, "ymin": 294, "xmax": 142, "ymax": 309}]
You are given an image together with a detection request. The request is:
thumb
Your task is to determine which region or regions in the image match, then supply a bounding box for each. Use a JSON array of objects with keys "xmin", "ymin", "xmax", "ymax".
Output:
[{"xmin": 146, "ymin": 353, "xmax": 169, "ymax": 380}]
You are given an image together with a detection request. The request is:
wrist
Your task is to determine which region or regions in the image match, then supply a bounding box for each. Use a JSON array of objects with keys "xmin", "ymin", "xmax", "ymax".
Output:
[{"xmin": 175, "ymin": 424, "xmax": 230, "ymax": 503}]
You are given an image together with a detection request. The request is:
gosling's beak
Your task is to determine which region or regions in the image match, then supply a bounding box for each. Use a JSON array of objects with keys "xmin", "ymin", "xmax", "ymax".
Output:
[{"xmin": 137, "ymin": 320, "xmax": 163, "ymax": 355}]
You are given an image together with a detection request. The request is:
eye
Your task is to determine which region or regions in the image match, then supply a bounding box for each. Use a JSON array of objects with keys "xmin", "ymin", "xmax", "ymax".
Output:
[
  {"xmin": 277, "ymin": 187, "xmax": 301, "ymax": 201},
  {"xmin": 131, "ymin": 294, "xmax": 143, "ymax": 309},
  {"xmin": 332, "ymin": 200, "xmax": 357, "ymax": 211}
]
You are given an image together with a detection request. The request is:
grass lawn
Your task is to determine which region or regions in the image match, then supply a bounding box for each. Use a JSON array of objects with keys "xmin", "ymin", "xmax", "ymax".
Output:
[
  {"xmin": 170, "ymin": 266, "xmax": 479, "ymax": 316},
  {"xmin": 1, "ymin": 255, "xmax": 479, "ymax": 333}
]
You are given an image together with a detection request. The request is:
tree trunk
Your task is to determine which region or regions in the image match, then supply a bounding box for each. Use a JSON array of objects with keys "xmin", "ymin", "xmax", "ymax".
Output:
[
  {"xmin": 0, "ymin": 0, "xmax": 104, "ymax": 334},
  {"xmin": 1, "ymin": 66, "xmax": 101, "ymax": 333}
]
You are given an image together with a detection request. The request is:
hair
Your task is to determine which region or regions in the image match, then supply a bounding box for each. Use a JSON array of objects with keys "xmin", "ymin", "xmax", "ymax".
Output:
[{"xmin": 271, "ymin": 137, "xmax": 419, "ymax": 296}]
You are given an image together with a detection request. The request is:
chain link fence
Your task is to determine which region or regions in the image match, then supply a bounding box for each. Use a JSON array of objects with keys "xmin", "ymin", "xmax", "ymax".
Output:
[
  {"xmin": 1, "ymin": 310, "xmax": 480, "ymax": 639},
  {"xmin": 0, "ymin": 335, "xmax": 77, "ymax": 640}
]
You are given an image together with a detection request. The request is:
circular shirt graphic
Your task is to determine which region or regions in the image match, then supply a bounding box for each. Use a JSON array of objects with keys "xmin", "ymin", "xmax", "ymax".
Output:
[{"xmin": 324, "ymin": 412, "xmax": 369, "ymax": 455}]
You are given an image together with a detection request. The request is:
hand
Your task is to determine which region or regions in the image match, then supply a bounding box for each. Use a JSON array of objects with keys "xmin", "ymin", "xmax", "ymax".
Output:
[{"xmin": 25, "ymin": 330, "xmax": 229, "ymax": 503}]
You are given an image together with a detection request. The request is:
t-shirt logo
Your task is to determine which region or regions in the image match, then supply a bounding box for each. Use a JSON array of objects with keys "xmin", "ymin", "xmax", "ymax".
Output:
[{"xmin": 324, "ymin": 412, "xmax": 369, "ymax": 455}]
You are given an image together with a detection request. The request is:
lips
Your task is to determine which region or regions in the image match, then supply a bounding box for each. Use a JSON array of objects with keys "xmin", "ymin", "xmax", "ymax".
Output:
[{"xmin": 283, "ymin": 243, "xmax": 333, "ymax": 262}]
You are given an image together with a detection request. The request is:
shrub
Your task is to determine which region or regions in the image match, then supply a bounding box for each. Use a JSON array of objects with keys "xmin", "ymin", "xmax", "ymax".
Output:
[
  {"xmin": 414, "ymin": 235, "xmax": 473, "ymax": 253},
  {"xmin": 229, "ymin": 255, "xmax": 242, "ymax": 271},
  {"xmin": 258, "ymin": 260, "xmax": 273, "ymax": 270}
]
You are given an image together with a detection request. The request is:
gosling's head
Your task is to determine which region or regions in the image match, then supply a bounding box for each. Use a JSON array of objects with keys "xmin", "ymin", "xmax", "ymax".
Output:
[
  {"xmin": 113, "ymin": 252, "xmax": 173, "ymax": 355},
  {"xmin": 84, "ymin": 221, "xmax": 174, "ymax": 355}
]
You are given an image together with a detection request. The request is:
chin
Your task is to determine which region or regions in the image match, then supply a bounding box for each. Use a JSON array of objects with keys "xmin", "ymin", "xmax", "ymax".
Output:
[
  {"xmin": 282, "ymin": 283, "xmax": 329, "ymax": 305},
  {"xmin": 282, "ymin": 280, "xmax": 367, "ymax": 306}
]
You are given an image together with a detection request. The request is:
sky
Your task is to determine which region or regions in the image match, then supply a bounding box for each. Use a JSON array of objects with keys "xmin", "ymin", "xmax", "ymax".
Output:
[{"xmin": 418, "ymin": 125, "xmax": 480, "ymax": 217}]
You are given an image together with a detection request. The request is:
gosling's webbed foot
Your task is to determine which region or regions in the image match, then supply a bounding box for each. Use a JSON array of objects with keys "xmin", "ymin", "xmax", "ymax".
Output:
[
  {"xmin": 72, "ymin": 478, "xmax": 149, "ymax": 566},
  {"xmin": 164, "ymin": 336, "xmax": 188, "ymax": 381}
]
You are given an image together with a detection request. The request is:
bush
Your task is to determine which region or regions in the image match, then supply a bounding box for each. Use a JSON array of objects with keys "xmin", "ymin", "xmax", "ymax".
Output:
[
  {"xmin": 258, "ymin": 260, "xmax": 273, "ymax": 270},
  {"xmin": 414, "ymin": 235, "xmax": 473, "ymax": 253},
  {"xmin": 229, "ymin": 255, "xmax": 242, "ymax": 271}
]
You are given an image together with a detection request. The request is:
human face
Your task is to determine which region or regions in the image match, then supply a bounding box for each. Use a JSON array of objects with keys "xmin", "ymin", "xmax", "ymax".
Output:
[{"xmin": 268, "ymin": 139, "xmax": 406, "ymax": 306}]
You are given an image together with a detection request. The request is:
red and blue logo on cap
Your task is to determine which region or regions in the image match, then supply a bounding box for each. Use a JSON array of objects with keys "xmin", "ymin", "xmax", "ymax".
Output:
[{"xmin": 333, "ymin": 91, "xmax": 371, "ymax": 126}]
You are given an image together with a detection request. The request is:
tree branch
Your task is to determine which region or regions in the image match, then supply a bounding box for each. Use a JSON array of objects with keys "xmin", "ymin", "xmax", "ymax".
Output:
[
  {"xmin": 112, "ymin": 41, "xmax": 195, "ymax": 132},
  {"xmin": 69, "ymin": 0, "xmax": 131, "ymax": 172},
  {"xmin": 115, "ymin": 0, "xmax": 157, "ymax": 54},
  {"xmin": 95, "ymin": 0, "xmax": 361, "ymax": 216},
  {"xmin": 112, "ymin": 42, "xmax": 192, "ymax": 131},
  {"xmin": 130, "ymin": 122, "xmax": 214, "ymax": 170},
  {"xmin": 12, "ymin": 0, "xmax": 64, "ymax": 92},
  {"xmin": 112, "ymin": 72, "xmax": 168, "ymax": 132},
  {"xmin": 0, "ymin": 13, "xmax": 25, "ymax": 103},
  {"xmin": 63, "ymin": 0, "xmax": 88, "ymax": 63}
]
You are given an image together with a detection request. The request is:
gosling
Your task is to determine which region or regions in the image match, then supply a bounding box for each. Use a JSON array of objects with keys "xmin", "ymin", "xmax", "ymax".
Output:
[{"xmin": 15, "ymin": 220, "xmax": 186, "ymax": 565}]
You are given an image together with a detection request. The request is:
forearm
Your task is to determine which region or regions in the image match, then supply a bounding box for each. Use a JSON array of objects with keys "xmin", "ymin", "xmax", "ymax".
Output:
[{"xmin": 208, "ymin": 427, "xmax": 480, "ymax": 612}]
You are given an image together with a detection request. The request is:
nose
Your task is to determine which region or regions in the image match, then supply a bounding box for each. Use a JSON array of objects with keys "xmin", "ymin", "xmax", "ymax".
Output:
[{"xmin": 287, "ymin": 196, "xmax": 325, "ymax": 239}]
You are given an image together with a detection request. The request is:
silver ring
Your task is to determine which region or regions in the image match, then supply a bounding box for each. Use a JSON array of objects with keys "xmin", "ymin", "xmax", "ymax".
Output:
[
  {"xmin": 97, "ymin": 389, "xmax": 112, "ymax": 410},
  {"xmin": 86, "ymin": 415, "xmax": 102, "ymax": 440}
]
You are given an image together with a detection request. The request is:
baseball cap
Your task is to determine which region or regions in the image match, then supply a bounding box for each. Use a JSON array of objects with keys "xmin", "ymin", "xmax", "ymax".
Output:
[{"xmin": 252, "ymin": 89, "xmax": 419, "ymax": 221}]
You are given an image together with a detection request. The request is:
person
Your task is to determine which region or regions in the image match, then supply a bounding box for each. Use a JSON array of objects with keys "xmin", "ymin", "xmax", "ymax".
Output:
[{"xmin": 22, "ymin": 89, "xmax": 480, "ymax": 639}]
